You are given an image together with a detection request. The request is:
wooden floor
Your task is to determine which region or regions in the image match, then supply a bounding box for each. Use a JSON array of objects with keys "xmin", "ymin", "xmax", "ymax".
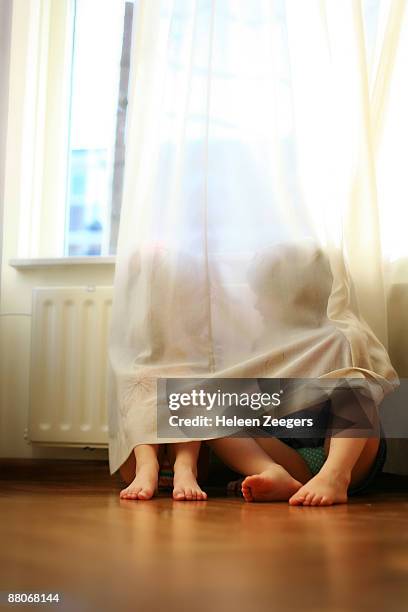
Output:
[{"xmin": 1, "ymin": 461, "xmax": 408, "ymax": 612}]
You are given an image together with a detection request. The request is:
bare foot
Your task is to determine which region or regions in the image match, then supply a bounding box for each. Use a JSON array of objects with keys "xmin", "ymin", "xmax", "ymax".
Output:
[
  {"xmin": 289, "ymin": 469, "xmax": 350, "ymax": 506},
  {"xmin": 241, "ymin": 465, "xmax": 302, "ymax": 502},
  {"xmin": 120, "ymin": 463, "xmax": 158, "ymax": 500},
  {"xmin": 173, "ymin": 465, "xmax": 207, "ymax": 501}
]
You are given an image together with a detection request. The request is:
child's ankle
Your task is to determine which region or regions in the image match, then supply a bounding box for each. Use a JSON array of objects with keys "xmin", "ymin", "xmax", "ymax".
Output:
[
  {"xmin": 173, "ymin": 460, "xmax": 196, "ymax": 475},
  {"xmin": 319, "ymin": 464, "xmax": 351, "ymax": 485},
  {"xmin": 137, "ymin": 459, "xmax": 159, "ymax": 472}
]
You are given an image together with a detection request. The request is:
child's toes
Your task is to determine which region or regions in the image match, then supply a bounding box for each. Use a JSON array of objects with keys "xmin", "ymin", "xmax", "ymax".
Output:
[
  {"xmin": 242, "ymin": 485, "xmax": 253, "ymax": 502},
  {"xmin": 138, "ymin": 488, "xmax": 153, "ymax": 500},
  {"xmin": 310, "ymin": 494, "xmax": 321, "ymax": 506},
  {"xmin": 120, "ymin": 487, "xmax": 139, "ymax": 499},
  {"xmin": 320, "ymin": 496, "xmax": 333, "ymax": 506},
  {"xmin": 302, "ymin": 492, "xmax": 313, "ymax": 505},
  {"xmin": 289, "ymin": 486, "xmax": 307, "ymax": 505},
  {"xmin": 173, "ymin": 488, "xmax": 185, "ymax": 500}
]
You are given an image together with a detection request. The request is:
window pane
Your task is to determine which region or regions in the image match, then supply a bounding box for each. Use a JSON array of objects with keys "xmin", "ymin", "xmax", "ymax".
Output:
[{"xmin": 65, "ymin": 0, "xmax": 132, "ymax": 256}]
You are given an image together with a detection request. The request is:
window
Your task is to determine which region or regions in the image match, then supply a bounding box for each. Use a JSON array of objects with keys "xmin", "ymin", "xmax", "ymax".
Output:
[
  {"xmin": 7, "ymin": 0, "xmax": 384, "ymax": 261},
  {"xmin": 65, "ymin": 0, "xmax": 134, "ymax": 256}
]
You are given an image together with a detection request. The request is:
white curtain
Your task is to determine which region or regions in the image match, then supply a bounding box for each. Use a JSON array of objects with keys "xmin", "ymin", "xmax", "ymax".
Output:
[
  {"xmin": 0, "ymin": 0, "xmax": 12, "ymax": 297},
  {"xmin": 108, "ymin": 0, "xmax": 406, "ymax": 475}
]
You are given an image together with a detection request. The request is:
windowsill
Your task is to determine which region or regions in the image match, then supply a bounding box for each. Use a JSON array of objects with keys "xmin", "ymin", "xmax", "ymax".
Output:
[{"xmin": 9, "ymin": 257, "xmax": 116, "ymax": 269}]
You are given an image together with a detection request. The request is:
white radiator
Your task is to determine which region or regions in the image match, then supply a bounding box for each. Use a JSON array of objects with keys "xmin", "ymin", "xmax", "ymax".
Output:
[{"xmin": 29, "ymin": 286, "xmax": 113, "ymax": 447}]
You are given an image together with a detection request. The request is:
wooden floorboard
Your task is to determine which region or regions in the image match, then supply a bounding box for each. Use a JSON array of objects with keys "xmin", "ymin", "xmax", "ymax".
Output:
[{"xmin": 0, "ymin": 461, "xmax": 408, "ymax": 612}]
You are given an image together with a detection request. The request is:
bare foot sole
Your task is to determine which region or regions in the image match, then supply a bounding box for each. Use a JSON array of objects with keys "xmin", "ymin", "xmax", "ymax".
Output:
[
  {"xmin": 173, "ymin": 466, "xmax": 207, "ymax": 501},
  {"xmin": 120, "ymin": 464, "xmax": 158, "ymax": 500},
  {"xmin": 242, "ymin": 465, "xmax": 302, "ymax": 502},
  {"xmin": 289, "ymin": 470, "xmax": 349, "ymax": 506}
]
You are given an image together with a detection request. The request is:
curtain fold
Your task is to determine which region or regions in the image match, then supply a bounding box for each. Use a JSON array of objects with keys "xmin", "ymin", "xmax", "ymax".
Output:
[{"xmin": 108, "ymin": 0, "xmax": 404, "ymax": 475}]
